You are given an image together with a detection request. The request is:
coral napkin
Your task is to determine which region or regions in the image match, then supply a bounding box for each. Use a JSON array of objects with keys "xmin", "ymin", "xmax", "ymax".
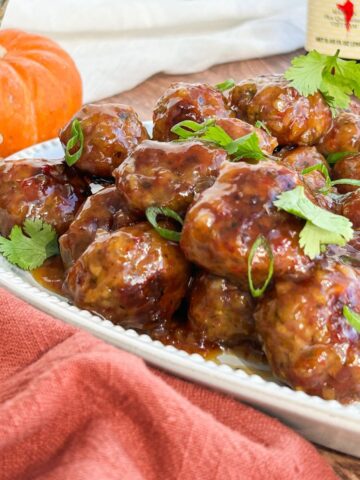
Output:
[{"xmin": 0, "ymin": 288, "xmax": 336, "ymax": 480}]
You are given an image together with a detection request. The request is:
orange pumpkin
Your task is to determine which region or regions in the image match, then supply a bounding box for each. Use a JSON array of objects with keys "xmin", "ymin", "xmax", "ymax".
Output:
[{"xmin": 0, "ymin": 29, "xmax": 82, "ymax": 157}]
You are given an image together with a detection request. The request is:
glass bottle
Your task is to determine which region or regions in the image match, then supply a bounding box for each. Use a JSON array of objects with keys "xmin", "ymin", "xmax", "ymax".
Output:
[{"xmin": 306, "ymin": 0, "xmax": 360, "ymax": 59}]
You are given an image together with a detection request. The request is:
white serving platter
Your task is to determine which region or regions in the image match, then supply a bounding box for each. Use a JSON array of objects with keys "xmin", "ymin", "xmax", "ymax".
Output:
[{"xmin": 2, "ymin": 136, "xmax": 360, "ymax": 457}]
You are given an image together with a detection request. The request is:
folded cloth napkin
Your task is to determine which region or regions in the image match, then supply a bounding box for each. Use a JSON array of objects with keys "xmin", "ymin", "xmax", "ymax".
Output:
[
  {"xmin": 3, "ymin": 0, "xmax": 306, "ymax": 102},
  {"xmin": 0, "ymin": 288, "xmax": 337, "ymax": 480}
]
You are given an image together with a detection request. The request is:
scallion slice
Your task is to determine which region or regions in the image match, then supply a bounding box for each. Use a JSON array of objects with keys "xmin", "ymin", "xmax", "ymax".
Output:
[
  {"xmin": 215, "ymin": 79, "xmax": 235, "ymax": 92},
  {"xmin": 327, "ymin": 152, "xmax": 354, "ymax": 165},
  {"xmin": 301, "ymin": 163, "xmax": 332, "ymax": 193},
  {"xmin": 247, "ymin": 235, "xmax": 274, "ymax": 298},
  {"xmin": 254, "ymin": 120, "xmax": 271, "ymax": 136},
  {"xmin": 65, "ymin": 119, "xmax": 84, "ymax": 166},
  {"xmin": 343, "ymin": 305, "xmax": 360, "ymax": 333},
  {"xmin": 146, "ymin": 206, "xmax": 183, "ymax": 242},
  {"xmin": 331, "ymin": 179, "xmax": 360, "ymax": 189}
]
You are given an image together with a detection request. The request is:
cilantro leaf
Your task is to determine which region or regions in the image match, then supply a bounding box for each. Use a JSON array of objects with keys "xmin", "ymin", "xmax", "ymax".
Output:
[
  {"xmin": 284, "ymin": 49, "xmax": 360, "ymax": 113},
  {"xmin": 284, "ymin": 50, "xmax": 328, "ymax": 97},
  {"xmin": 171, "ymin": 120, "xmax": 265, "ymax": 162},
  {"xmin": 0, "ymin": 219, "xmax": 59, "ymax": 270},
  {"xmin": 274, "ymin": 186, "xmax": 353, "ymax": 259},
  {"xmin": 343, "ymin": 305, "xmax": 360, "ymax": 333},
  {"xmin": 299, "ymin": 221, "xmax": 347, "ymax": 259}
]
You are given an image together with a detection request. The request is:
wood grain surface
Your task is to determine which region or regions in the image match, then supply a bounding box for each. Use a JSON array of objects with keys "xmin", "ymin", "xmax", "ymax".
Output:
[{"xmin": 102, "ymin": 50, "xmax": 359, "ymax": 479}]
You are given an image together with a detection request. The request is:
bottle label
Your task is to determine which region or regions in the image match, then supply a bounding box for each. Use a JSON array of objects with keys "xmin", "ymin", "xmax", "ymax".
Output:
[{"xmin": 306, "ymin": 0, "xmax": 360, "ymax": 59}]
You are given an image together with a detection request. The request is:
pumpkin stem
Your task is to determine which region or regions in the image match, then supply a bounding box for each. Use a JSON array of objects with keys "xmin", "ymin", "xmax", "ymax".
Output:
[{"xmin": 0, "ymin": 45, "xmax": 7, "ymax": 58}]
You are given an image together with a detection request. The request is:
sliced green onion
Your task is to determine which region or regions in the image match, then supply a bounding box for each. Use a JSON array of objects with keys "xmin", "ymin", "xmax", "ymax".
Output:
[
  {"xmin": 254, "ymin": 120, "xmax": 271, "ymax": 136},
  {"xmin": 65, "ymin": 119, "xmax": 84, "ymax": 166},
  {"xmin": 302, "ymin": 163, "xmax": 331, "ymax": 184},
  {"xmin": 247, "ymin": 235, "xmax": 274, "ymax": 298},
  {"xmin": 343, "ymin": 305, "xmax": 360, "ymax": 333},
  {"xmin": 215, "ymin": 79, "xmax": 235, "ymax": 92},
  {"xmin": 327, "ymin": 152, "xmax": 354, "ymax": 165},
  {"xmin": 331, "ymin": 179, "xmax": 360, "ymax": 189},
  {"xmin": 301, "ymin": 163, "xmax": 332, "ymax": 194},
  {"xmin": 146, "ymin": 206, "xmax": 183, "ymax": 242}
]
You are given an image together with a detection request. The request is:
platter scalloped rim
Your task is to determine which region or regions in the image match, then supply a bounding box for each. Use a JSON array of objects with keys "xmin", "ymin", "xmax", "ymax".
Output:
[{"xmin": 2, "ymin": 136, "xmax": 360, "ymax": 457}]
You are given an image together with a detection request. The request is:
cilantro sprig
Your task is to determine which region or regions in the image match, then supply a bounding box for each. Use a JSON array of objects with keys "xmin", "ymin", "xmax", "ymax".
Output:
[
  {"xmin": 284, "ymin": 50, "xmax": 360, "ymax": 114},
  {"xmin": 0, "ymin": 219, "xmax": 59, "ymax": 270},
  {"xmin": 171, "ymin": 119, "xmax": 265, "ymax": 162},
  {"xmin": 274, "ymin": 186, "xmax": 353, "ymax": 259}
]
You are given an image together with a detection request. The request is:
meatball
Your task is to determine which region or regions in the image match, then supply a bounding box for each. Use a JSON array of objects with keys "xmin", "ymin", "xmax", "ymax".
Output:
[
  {"xmin": 180, "ymin": 161, "xmax": 312, "ymax": 289},
  {"xmin": 188, "ymin": 271, "xmax": 256, "ymax": 346},
  {"xmin": 152, "ymin": 82, "xmax": 230, "ymax": 141},
  {"xmin": 278, "ymin": 146, "xmax": 334, "ymax": 210},
  {"xmin": 65, "ymin": 223, "xmax": 191, "ymax": 328},
  {"xmin": 332, "ymin": 153, "xmax": 360, "ymax": 193},
  {"xmin": 114, "ymin": 140, "xmax": 227, "ymax": 214},
  {"xmin": 317, "ymin": 112, "xmax": 360, "ymax": 156},
  {"xmin": 230, "ymin": 75, "xmax": 332, "ymax": 146},
  {"xmin": 215, "ymin": 117, "xmax": 278, "ymax": 154},
  {"xmin": 59, "ymin": 104, "xmax": 149, "ymax": 177},
  {"xmin": 59, "ymin": 186, "xmax": 140, "ymax": 269},
  {"xmin": 0, "ymin": 158, "xmax": 89, "ymax": 237},
  {"xmin": 340, "ymin": 190, "xmax": 360, "ymax": 229},
  {"xmin": 255, "ymin": 259, "xmax": 360, "ymax": 403}
]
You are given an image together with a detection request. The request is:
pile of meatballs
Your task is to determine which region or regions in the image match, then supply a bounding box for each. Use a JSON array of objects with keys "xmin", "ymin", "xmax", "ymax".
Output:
[{"xmin": 2, "ymin": 74, "xmax": 360, "ymax": 403}]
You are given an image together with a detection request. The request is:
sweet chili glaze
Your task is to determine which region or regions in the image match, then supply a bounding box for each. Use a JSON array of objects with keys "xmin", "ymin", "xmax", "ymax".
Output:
[
  {"xmin": 60, "ymin": 104, "xmax": 149, "ymax": 177},
  {"xmin": 0, "ymin": 158, "xmax": 89, "ymax": 237},
  {"xmin": 152, "ymin": 82, "xmax": 231, "ymax": 142},
  {"xmin": 31, "ymin": 255, "xmax": 267, "ymax": 373},
  {"xmin": 32, "ymin": 255, "xmax": 66, "ymax": 295},
  {"xmin": 24, "ymin": 78, "xmax": 360, "ymax": 401},
  {"xmin": 230, "ymin": 75, "xmax": 332, "ymax": 146}
]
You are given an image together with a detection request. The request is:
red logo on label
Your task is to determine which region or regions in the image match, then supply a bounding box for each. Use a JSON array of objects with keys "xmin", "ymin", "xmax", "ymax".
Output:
[{"xmin": 337, "ymin": 0, "xmax": 355, "ymax": 31}]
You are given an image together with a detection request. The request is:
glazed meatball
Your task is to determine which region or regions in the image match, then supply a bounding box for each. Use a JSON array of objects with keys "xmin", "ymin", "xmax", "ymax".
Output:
[
  {"xmin": 230, "ymin": 75, "xmax": 332, "ymax": 146},
  {"xmin": 59, "ymin": 186, "xmax": 140, "ymax": 269},
  {"xmin": 332, "ymin": 154, "xmax": 360, "ymax": 193},
  {"xmin": 188, "ymin": 271, "xmax": 256, "ymax": 346},
  {"xmin": 255, "ymin": 259, "xmax": 360, "ymax": 403},
  {"xmin": 180, "ymin": 161, "xmax": 312, "ymax": 289},
  {"xmin": 65, "ymin": 223, "xmax": 191, "ymax": 328},
  {"xmin": 152, "ymin": 82, "xmax": 230, "ymax": 141},
  {"xmin": 340, "ymin": 190, "xmax": 360, "ymax": 228},
  {"xmin": 59, "ymin": 104, "xmax": 149, "ymax": 177},
  {"xmin": 317, "ymin": 112, "xmax": 360, "ymax": 156},
  {"xmin": 0, "ymin": 158, "xmax": 89, "ymax": 237},
  {"xmin": 278, "ymin": 146, "xmax": 334, "ymax": 210},
  {"xmin": 114, "ymin": 140, "xmax": 227, "ymax": 214},
  {"xmin": 215, "ymin": 117, "xmax": 278, "ymax": 154}
]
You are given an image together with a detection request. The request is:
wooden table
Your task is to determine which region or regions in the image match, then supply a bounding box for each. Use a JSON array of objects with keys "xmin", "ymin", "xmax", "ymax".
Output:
[{"xmin": 105, "ymin": 50, "xmax": 359, "ymax": 479}]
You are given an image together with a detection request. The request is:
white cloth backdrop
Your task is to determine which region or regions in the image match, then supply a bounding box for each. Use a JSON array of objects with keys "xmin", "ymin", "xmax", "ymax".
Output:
[{"xmin": 3, "ymin": 0, "xmax": 307, "ymax": 103}]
